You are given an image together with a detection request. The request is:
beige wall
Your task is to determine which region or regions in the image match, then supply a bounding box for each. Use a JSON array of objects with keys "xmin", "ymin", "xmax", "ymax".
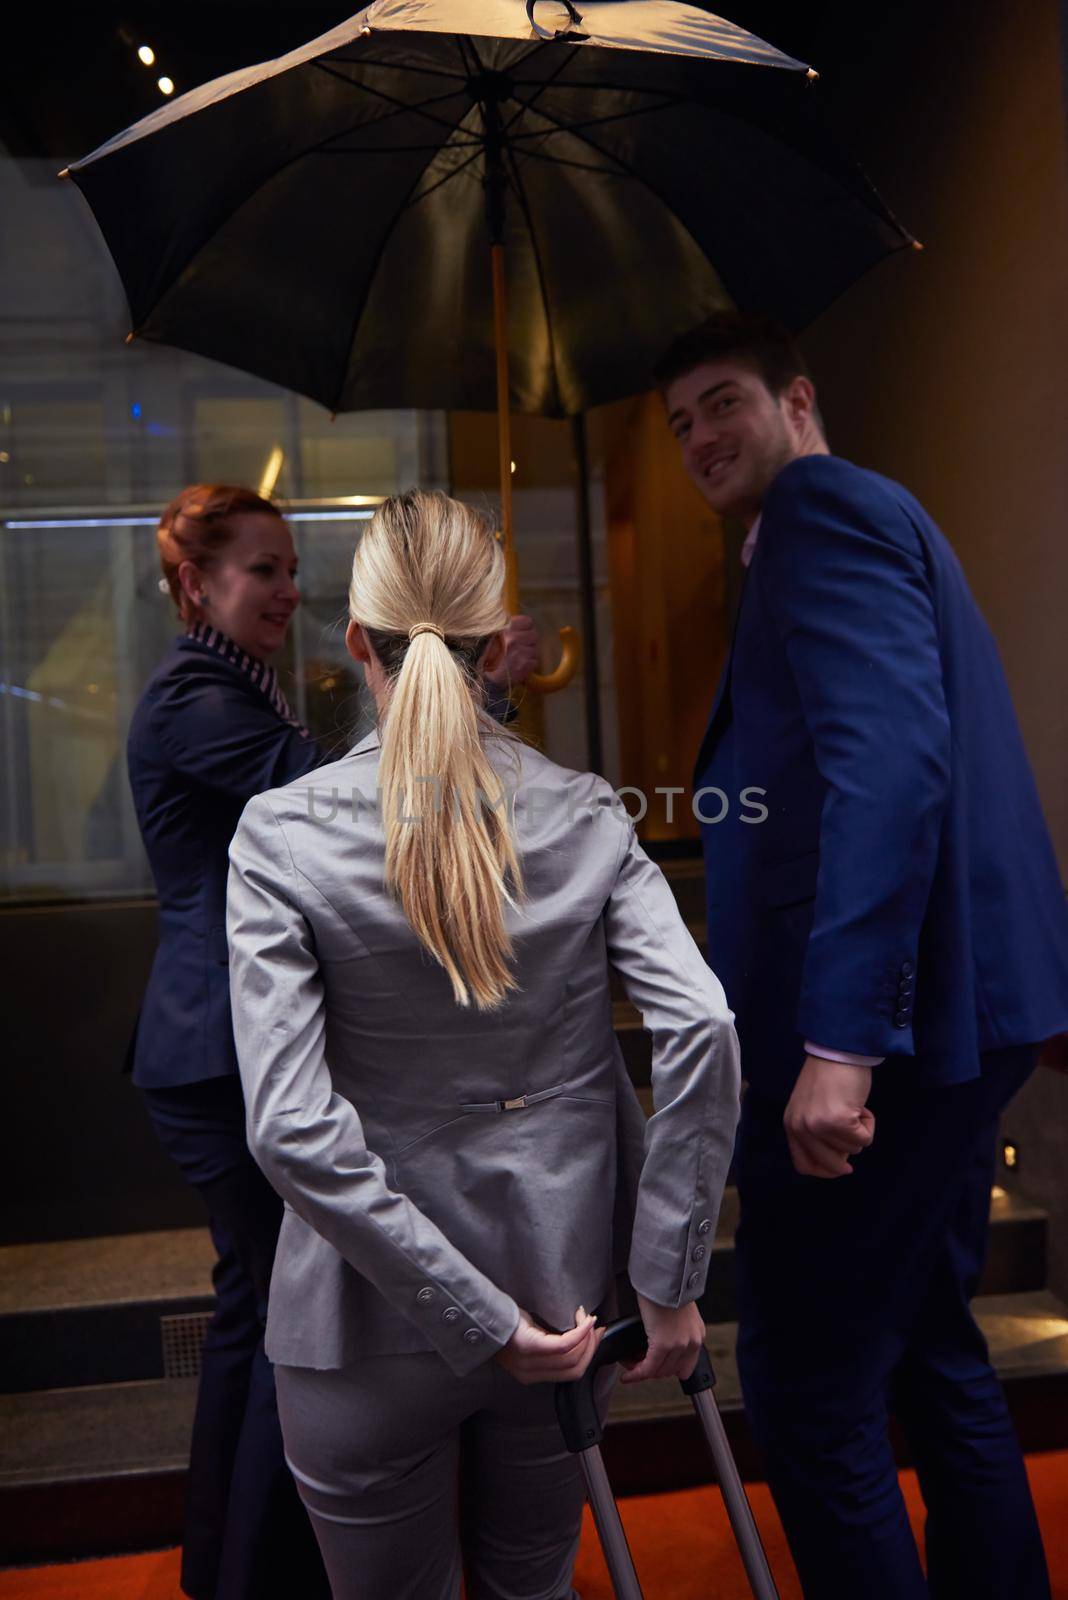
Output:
[{"xmin": 801, "ymin": 0, "xmax": 1068, "ymax": 872}]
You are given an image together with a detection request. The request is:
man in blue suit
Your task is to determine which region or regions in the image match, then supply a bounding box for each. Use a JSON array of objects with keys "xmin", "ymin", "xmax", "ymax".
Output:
[{"xmin": 656, "ymin": 312, "xmax": 1068, "ymax": 1598}]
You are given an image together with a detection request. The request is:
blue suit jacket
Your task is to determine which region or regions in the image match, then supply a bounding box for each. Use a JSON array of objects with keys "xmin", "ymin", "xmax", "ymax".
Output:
[
  {"xmin": 127, "ymin": 634, "xmax": 324, "ymax": 1087},
  {"xmin": 694, "ymin": 454, "xmax": 1068, "ymax": 1100}
]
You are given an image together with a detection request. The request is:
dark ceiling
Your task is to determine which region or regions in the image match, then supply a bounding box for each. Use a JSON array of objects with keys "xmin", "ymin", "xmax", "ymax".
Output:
[{"xmin": 1, "ymin": 4, "xmax": 881, "ymax": 166}]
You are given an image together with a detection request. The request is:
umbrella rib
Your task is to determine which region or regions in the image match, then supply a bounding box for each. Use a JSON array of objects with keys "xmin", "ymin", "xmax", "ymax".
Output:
[
  {"xmin": 328, "ymin": 153, "xmax": 451, "ymax": 412},
  {"xmin": 310, "ymin": 143, "xmax": 483, "ymax": 156},
  {"xmin": 403, "ymin": 145, "xmax": 486, "ymax": 208},
  {"xmin": 311, "ymin": 141, "xmax": 483, "ymax": 155},
  {"xmin": 504, "ymin": 96, "xmax": 683, "ymax": 194},
  {"xmin": 508, "ymin": 75, "xmax": 702, "ymax": 95},
  {"xmin": 291, "ymin": 94, "xmax": 471, "ymax": 164},
  {"xmin": 513, "ymin": 83, "xmax": 911, "ymax": 252},
  {"xmin": 455, "ymin": 35, "xmax": 482, "ymax": 77},
  {"xmin": 118, "ymin": 73, "xmax": 475, "ymax": 364},
  {"xmin": 312, "ymin": 61, "xmax": 470, "ymax": 137},
  {"xmin": 328, "ymin": 55, "xmax": 469, "ymax": 81},
  {"xmin": 500, "ymin": 142, "xmax": 564, "ymax": 416},
  {"xmin": 327, "ymin": 123, "xmax": 488, "ymax": 408},
  {"xmin": 507, "ymin": 37, "xmax": 564, "ymax": 77},
  {"xmin": 509, "ymin": 146, "xmax": 625, "ymax": 178},
  {"xmin": 500, "ymin": 49, "xmax": 579, "ymax": 141},
  {"xmin": 499, "ymin": 95, "xmax": 714, "ymax": 285},
  {"xmin": 508, "ymin": 97, "xmax": 686, "ymax": 145}
]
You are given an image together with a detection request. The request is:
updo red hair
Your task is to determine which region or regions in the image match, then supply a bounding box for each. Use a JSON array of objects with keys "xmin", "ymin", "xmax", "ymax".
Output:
[{"xmin": 157, "ymin": 484, "xmax": 284, "ymax": 624}]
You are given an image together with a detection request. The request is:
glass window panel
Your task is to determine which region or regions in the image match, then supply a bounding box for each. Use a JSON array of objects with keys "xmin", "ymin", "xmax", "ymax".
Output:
[
  {"xmin": 288, "ymin": 515, "xmax": 377, "ymax": 753},
  {"xmin": 1, "ymin": 517, "xmax": 155, "ymax": 898},
  {"xmin": 2, "ymin": 397, "xmax": 107, "ymax": 506},
  {"xmin": 297, "ymin": 400, "xmax": 434, "ymax": 498},
  {"xmin": 191, "ymin": 396, "xmax": 291, "ymax": 494}
]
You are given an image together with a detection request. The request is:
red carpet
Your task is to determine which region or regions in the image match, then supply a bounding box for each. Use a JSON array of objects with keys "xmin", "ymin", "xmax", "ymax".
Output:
[{"xmin": 3, "ymin": 1455, "xmax": 1068, "ymax": 1598}]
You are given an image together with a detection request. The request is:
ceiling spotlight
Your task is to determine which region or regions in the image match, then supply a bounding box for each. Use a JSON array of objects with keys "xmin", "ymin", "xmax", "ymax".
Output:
[
  {"xmin": 137, "ymin": 45, "xmax": 155, "ymax": 66},
  {"xmin": 158, "ymin": 76, "xmax": 174, "ymax": 96}
]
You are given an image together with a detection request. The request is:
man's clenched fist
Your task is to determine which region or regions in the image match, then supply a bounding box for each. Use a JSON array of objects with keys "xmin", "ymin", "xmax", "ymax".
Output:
[{"xmin": 784, "ymin": 1057, "xmax": 875, "ymax": 1178}]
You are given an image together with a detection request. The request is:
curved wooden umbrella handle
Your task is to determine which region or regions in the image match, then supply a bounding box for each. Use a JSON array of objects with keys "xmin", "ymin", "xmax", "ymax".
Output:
[{"xmin": 525, "ymin": 624, "xmax": 580, "ymax": 695}]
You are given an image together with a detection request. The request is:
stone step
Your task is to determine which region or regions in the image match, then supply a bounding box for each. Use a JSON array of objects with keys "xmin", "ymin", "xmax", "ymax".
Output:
[
  {"xmin": 0, "ymin": 1229, "xmax": 215, "ymax": 1395},
  {"xmin": 601, "ymin": 1289, "xmax": 1068, "ymax": 1496},
  {"xmin": 688, "ymin": 1183, "xmax": 1044, "ymax": 1327},
  {"xmin": 0, "ymin": 1376, "xmax": 194, "ymax": 1564},
  {"xmin": 4, "ymin": 1292, "xmax": 1067, "ymax": 1564},
  {"xmin": 0, "ymin": 1185, "xmax": 1046, "ymax": 1399}
]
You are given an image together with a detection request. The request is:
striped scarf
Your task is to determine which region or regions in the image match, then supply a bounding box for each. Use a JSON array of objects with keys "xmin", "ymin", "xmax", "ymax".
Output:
[{"xmin": 185, "ymin": 621, "xmax": 311, "ymax": 737}]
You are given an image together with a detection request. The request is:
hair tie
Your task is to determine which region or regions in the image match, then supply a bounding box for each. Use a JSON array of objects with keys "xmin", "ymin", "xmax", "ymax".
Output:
[{"xmin": 408, "ymin": 623, "xmax": 444, "ymax": 643}]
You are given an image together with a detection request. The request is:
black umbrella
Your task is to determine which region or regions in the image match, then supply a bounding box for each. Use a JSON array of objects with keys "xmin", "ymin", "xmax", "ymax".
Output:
[{"xmin": 65, "ymin": 0, "xmax": 914, "ymax": 712}]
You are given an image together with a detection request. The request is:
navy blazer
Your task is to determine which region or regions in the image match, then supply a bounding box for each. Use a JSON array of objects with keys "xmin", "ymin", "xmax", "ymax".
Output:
[
  {"xmin": 127, "ymin": 632, "xmax": 325, "ymax": 1088},
  {"xmin": 694, "ymin": 454, "xmax": 1068, "ymax": 1100}
]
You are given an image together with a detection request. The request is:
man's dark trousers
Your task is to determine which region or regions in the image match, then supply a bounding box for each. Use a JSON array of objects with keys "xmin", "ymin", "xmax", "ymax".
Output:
[{"xmin": 734, "ymin": 1046, "xmax": 1050, "ymax": 1599}]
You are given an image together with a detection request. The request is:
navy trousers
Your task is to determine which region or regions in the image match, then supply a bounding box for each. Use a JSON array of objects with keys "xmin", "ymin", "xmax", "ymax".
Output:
[
  {"xmin": 143, "ymin": 1076, "xmax": 330, "ymax": 1600},
  {"xmin": 734, "ymin": 1046, "xmax": 1050, "ymax": 1600}
]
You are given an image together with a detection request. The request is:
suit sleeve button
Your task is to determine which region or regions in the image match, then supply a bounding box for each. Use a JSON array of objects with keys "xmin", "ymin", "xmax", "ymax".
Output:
[
  {"xmin": 463, "ymin": 1328, "xmax": 483, "ymax": 1345},
  {"xmin": 894, "ymin": 1011, "xmax": 909, "ymax": 1027},
  {"xmin": 416, "ymin": 1287, "xmax": 435, "ymax": 1305},
  {"xmin": 696, "ymin": 1218, "xmax": 712, "ymax": 1235},
  {"xmin": 442, "ymin": 1307, "xmax": 461, "ymax": 1324},
  {"xmin": 687, "ymin": 1270, "xmax": 702, "ymax": 1288},
  {"xmin": 901, "ymin": 961, "xmax": 915, "ymax": 978},
  {"xmin": 692, "ymin": 1244, "xmax": 707, "ymax": 1262}
]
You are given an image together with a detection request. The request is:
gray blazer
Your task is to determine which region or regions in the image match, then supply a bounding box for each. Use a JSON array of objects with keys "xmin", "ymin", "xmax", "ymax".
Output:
[{"xmin": 226, "ymin": 728, "xmax": 741, "ymax": 1378}]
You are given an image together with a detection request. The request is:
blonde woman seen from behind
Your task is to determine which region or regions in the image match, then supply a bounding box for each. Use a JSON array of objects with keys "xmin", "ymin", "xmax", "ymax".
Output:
[{"xmin": 226, "ymin": 490, "xmax": 742, "ymax": 1599}]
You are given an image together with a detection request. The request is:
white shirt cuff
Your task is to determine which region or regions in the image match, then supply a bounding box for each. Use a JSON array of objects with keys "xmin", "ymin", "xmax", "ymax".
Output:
[{"xmin": 805, "ymin": 1042, "xmax": 885, "ymax": 1068}]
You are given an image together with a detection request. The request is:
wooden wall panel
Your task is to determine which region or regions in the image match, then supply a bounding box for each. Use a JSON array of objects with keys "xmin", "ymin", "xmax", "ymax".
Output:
[{"xmin": 604, "ymin": 393, "xmax": 727, "ymax": 840}]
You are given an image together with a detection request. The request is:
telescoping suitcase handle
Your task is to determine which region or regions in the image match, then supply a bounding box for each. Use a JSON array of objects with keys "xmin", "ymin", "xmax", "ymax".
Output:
[{"xmin": 555, "ymin": 1316, "xmax": 780, "ymax": 1600}]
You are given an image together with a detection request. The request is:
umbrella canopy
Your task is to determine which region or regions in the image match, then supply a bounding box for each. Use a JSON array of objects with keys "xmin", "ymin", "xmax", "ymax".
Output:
[{"xmin": 66, "ymin": 0, "xmax": 914, "ymax": 420}]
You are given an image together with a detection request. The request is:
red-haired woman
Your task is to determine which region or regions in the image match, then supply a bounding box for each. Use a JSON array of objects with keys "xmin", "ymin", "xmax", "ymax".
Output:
[{"xmin": 127, "ymin": 485, "xmax": 331, "ymax": 1600}]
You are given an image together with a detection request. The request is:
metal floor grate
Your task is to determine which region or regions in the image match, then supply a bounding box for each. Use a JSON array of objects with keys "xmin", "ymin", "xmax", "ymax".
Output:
[{"xmin": 161, "ymin": 1310, "xmax": 213, "ymax": 1379}]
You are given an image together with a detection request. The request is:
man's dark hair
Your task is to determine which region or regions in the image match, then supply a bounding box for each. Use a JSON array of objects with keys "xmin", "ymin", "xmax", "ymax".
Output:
[{"xmin": 652, "ymin": 310, "xmax": 813, "ymax": 398}]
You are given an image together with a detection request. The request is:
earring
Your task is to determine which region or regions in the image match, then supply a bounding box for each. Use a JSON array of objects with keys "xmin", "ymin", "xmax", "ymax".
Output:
[{"xmin": 199, "ymin": 593, "xmax": 210, "ymax": 607}]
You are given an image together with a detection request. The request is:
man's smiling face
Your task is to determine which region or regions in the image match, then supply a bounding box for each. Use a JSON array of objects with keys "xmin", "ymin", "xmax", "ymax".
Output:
[{"xmin": 664, "ymin": 358, "xmax": 804, "ymax": 525}]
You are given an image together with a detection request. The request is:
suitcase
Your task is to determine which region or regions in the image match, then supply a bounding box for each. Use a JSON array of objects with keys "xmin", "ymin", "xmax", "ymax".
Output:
[{"xmin": 555, "ymin": 1316, "xmax": 779, "ymax": 1599}]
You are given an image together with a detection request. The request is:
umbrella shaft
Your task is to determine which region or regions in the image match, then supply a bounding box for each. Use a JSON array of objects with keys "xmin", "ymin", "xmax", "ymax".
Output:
[{"xmin": 492, "ymin": 242, "xmax": 519, "ymax": 611}]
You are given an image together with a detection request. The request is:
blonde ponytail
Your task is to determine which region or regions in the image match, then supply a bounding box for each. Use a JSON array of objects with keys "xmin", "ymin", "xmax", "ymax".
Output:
[{"xmin": 348, "ymin": 491, "xmax": 525, "ymax": 1010}]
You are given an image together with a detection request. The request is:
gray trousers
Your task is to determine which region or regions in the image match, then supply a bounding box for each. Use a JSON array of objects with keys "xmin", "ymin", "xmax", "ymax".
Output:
[{"xmin": 276, "ymin": 1352, "xmax": 608, "ymax": 1599}]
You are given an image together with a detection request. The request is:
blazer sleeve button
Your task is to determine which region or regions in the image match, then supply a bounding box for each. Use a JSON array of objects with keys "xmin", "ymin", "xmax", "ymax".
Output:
[
  {"xmin": 687, "ymin": 1270, "xmax": 702, "ymax": 1288},
  {"xmin": 901, "ymin": 961, "xmax": 915, "ymax": 978},
  {"xmin": 696, "ymin": 1218, "xmax": 712, "ymax": 1235},
  {"xmin": 416, "ymin": 1287, "xmax": 435, "ymax": 1305},
  {"xmin": 894, "ymin": 1011, "xmax": 910, "ymax": 1027},
  {"xmin": 692, "ymin": 1244, "xmax": 707, "ymax": 1262},
  {"xmin": 463, "ymin": 1328, "xmax": 483, "ymax": 1345},
  {"xmin": 442, "ymin": 1307, "xmax": 461, "ymax": 1324}
]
